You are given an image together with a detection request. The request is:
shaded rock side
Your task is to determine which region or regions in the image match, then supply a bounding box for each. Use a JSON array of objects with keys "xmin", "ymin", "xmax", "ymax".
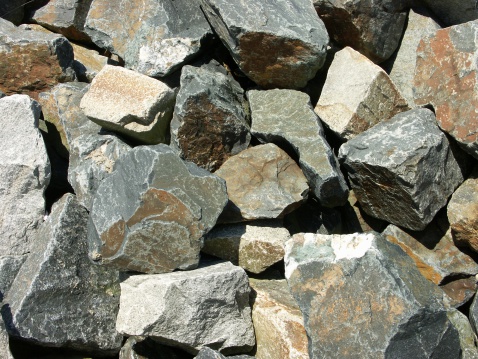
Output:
[
  {"xmin": 0, "ymin": 0, "xmax": 28, "ymax": 25},
  {"xmin": 338, "ymin": 108, "xmax": 464, "ymax": 231},
  {"xmin": 249, "ymin": 88, "xmax": 348, "ymax": 207},
  {"xmin": 0, "ymin": 317, "xmax": 13, "ymax": 359},
  {"xmin": 447, "ymin": 309, "xmax": 478, "ymax": 359},
  {"xmin": 88, "ymin": 144, "xmax": 228, "ymax": 273},
  {"xmin": 72, "ymin": 42, "xmax": 116, "ymax": 82},
  {"xmin": 200, "ymin": 0, "xmax": 329, "ymax": 89},
  {"xmin": 285, "ymin": 232, "xmax": 461, "ymax": 358},
  {"xmin": 421, "ymin": 0, "xmax": 478, "ymax": 26},
  {"xmin": 119, "ymin": 336, "xmax": 191, "ymax": 359}
]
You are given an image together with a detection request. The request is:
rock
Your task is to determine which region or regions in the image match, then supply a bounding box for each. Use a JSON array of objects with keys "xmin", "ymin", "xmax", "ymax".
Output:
[
  {"xmin": 202, "ymin": 220, "xmax": 290, "ymax": 274},
  {"xmin": 0, "ymin": 256, "xmax": 25, "ymax": 302},
  {"xmin": 85, "ymin": 0, "xmax": 211, "ymax": 77},
  {"xmin": 447, "ymin": 309, "xmax": 478, "ymax": 359},
  {"xmin": 80, "ymin": 65, "xmax": 176, "ymax": 145},
  {"xmin": 0, "ymin": 18, "xmax": 76, "ymax": 99},
  {"xmin": 200, "ymin": 0, "xmax": 329, "ymax": 89},
  {"xmin": 421, "ymin": 0, "xmax": 478, "ymax": 26},
  {"xmin": 469, "ymin": 294, "xmax": 478, "ymax": 336},
  {"xmin": 72, "ymin": 42, "xmax": 115, "ymax": 82},
  {"xmin": 0, "ymin": 318, "xmax": 13, "ymax": 359},
  {"xmin": 285, "ymin": 232, "xmax": 462, "ymax": 358},
  {"xmin": 338, "ymin": 108, "xmax": 465, "ymax": 231},
  {"xmin": 119, "ymin": 336, "xmax": 191, "ymax": 359},
  {"xmin": 194, "ymin": 347, "xmax": 226, "ymax": 359},
  {"xmin": 215, "ymin": 143, "xmax": 309, "ymax": 223},
  {"xmin": 0, "ymin": 95, "xmax": 50, "ymax": 256},
  {"xmin": 88, "ymin": 144, "xmax": 228, "ymax": 273},
  {"xmin": 314, "ymin": 47, "xmax": 409, "ymax": 141},
  {"xmin": 341, "ymin": 190, "xmax": 388, "ymax": 233},
  {"xmin": 313, "ymin": 0, "xmax": 408, "ymax": 63},
  {"xmin": 414, "ymin": 20, "xmax": 478, "ymax": 159},
  {"xmin": 250, "ymin": 278, "xmax": 309, "ymax": 359},
  {"xmin": 115, "ymin": 261, "xmax": 255, "ymax": 355},
  {"xmin": 249, "ymin": 89, "xmax": 348, "ymax": 207},
  {"xmin": 170, "ymin": 62, "xmax": 250, "ymax": 172},
  {"xmin": 3, "ymin": 194, "xmax": 123, "ymax": 354},
  {"xmin": 0, "ymin": 0, "xmax": 28, "ymax": 25}
]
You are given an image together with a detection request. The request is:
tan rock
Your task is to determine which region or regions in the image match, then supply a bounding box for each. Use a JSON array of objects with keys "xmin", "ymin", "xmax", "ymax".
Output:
[{"xmin": 71, "ymin": 42, "xmax": 114, "ymax": 82}]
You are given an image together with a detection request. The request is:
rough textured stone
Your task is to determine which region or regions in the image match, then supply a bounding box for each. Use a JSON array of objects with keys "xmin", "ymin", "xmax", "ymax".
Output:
[
  {"xmin": 421, "ymin": 0, "xmax": 478, "ymax": 26},
  {"xmin": 72, "ymin": 42, "xmax": 114, "ymax": 82},
  {"xmin": 201, "ymin": 0, "xmax": 328, "ymax": 89},
  {"xmin": 470, "ymin": 294, "xmax": 478, "ymax": 337},
  {"xmin": 0, "ymin": 0, "xmax": 28, "ymax": 25},
  {"xmin": 119, "ymin": 336, "xmax": 191, "ymax": 359},
  {"xmin": 80, "ymin": 65, "xmax": 176, "ymax": 145},
  {"xmin": 0, "ymin": 95, "xmax": 50, "ymax": 256},
  {"xmin": 194, "ymin": 347, "xmax": 226, "ymax": 359},
  {"xmin": 116, "ymin": 261, "xmax": 255, "ymax": 355},
  {"xmin": 447, "ymin": 309, "xmax": 478, "ymax": 359},
  {"xmin": 88, "ymin": 144, "xmax": 228, "ymax": 273},
  {"xmin": 338, "ymin": 108, "xmax": 465, "ymax": 231},
  {"xmin": 0, "ymin": 18, "xmax": 76, "ymax": 99},
  {"xmin": 314, "ymin": 47, "xmax": 409, "ymax": 140},
  {"xmin": 202, "ymin": 220, "xmax": 290, "ymax": 274},
  {"xmin": 215, "ymin": 143, "xmax": 309, "ymax": 223},
  {"xmin": 0, "ymin": 256, "xmax": 25, "ymax": 302},
  {"xmin": 170, "ymin": 62, "xmax": 250, "ymax": 172},
  {"xmin": 285, "ymin": 232, "xmax": 461, "ymax": 358},
  {"xmin": 0, "ymin": 318, "xmax": 13, "ymax": 359},
  {"xmin": 250, "ymin": 278, "xmax": 309, "ymax": 359},
  {"xmin": 414, "ymin": 20, "xmax": 478, "ymax": 159},
  {"xmin": 3, "ymin": 194, "xmax": 122, "ymax": 354}
]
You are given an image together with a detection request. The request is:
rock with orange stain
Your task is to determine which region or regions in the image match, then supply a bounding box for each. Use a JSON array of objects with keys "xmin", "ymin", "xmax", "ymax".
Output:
[
  {"xmin": 285, "ymin": 232, "xmax": 462, "ymax": 358},
  {"xmin": 200, "ymin": 0, "xmax": 328, "ymax": 89},
  {"xmin": 339, "ymin": 108, "xmax": 465, "ymax": 231},
  {"xmin": 87, "ymin": 144, "xmax": 228, "ymax": 274}
]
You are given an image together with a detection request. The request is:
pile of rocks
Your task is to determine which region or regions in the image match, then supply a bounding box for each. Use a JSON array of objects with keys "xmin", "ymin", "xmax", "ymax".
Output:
[{"xmin": 1, "ymin": 0, "xmax": 478, "ymax": 358}]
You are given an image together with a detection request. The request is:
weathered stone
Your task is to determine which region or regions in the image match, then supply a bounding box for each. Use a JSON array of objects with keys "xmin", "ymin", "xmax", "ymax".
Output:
[
  {"xmin": 285, "ymin": 232, "xmax": 461, "ymax": 358},
  {"xmin": 170, "ymin": 62, "xmax": 250, "ymax": 172},
  {"xmin": 116, "ymin": 261, "xmax": 255, "ymax": 355},
  {"xmin": 85, "ymin": 0, "xmax": 211, "ymax": 77},
  {"xmin": 3, "ymin": 194, "xmax": 122, "ymax": 354},
  {"xmin": 249, "ymin": 89, "xmax": 348, "ymax": 207},
  {"xmin": 80, "ymin": 65, "xmax": 176, "ymax": 145},
  {"xmin": 0, "ymin": 0, "xmax": 28, "ymax": 25},
  {"xmin": 447, "ymin": 309, "xmax": 478, "ymax": 359},
  {"xmin": 421, "ymin": 0, "xmax": 478, "ymax": 26},
  {"xmin": 119, "ymin": 336, "xmax": 191, "ymax": 359},
  {"xmin": 314, "ymin": 47, "xmax": 409, "ymax": 140},
  {"xmin": 88, "ymin": 144, "xmax": 228, "ymax": 273},
  {"xmin": 338, "ymin": 108, "xmax": 465, "ymax": 231},
  {"xmin": 202, "ymin": 220, "xmax": 290, "ymax": 274},
  {"xmin": 313, "ymin": 0, "xmax": 408, "ymax": 63},
  {"xmin": 414, "ymin": 20, "xmax": 478, "ymax": 159},
  {"xmin": 0, "ymin": 95, "xmax": 50, "ymax": 256},
  {"xmin": 0, "ymin": 256, "xmax": 25, "ymax": 302},
  {"xmin": 470, "ymin": 294, "xmax": 478, "ymax": 337},
  {"xmin": 72, "ymin": 42, "xmax": 114, "ymax": 82},
  {"xmin": 201, "ymin": 0, "xmax": 329, "ymax": 89},
  {"xmin": 0, "ymin": 18, "xmax": 76, "ymax": 99},
  {"xmin": 250, "ymin": 278, "xmax": 309, "ymax": 359},
  {"xmin": 215, "ymin": 143, "xmax": 309, "ymax": 223},
  {"xmin": 0, "ymin": 318, "xmax": 13, "ymax": 359}
]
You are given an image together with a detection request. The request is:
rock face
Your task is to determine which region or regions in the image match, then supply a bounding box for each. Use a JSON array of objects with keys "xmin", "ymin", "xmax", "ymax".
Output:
[
  {"xmin": 0, "ymin": 95, "xmax": 50, "ymax": 256},
  {"xmin": 0, "ymin": 256, "xmax": 25, "ymax": 301},
  {"xmin": 447, "ymin": 309, "xmax": 478, "ymax": 359},
  {"xmin": 421, "ymin": 0, "xmax": 478, "ymax": 26},
  {"xmin": 285, "ymin": 232, "xmax": 461, "ymax": 358},
  {"xmin": 249, "ymin": 89, "xmax": 348, "ymax": 207},
  {"xmin": 170, "ymin": 62, "xmax": 250, "ymax": 172},
  {"xmin": 0, "ymin": 318, "xmax": 13, "ymax": 359},
  {"xmin": 119, "ymin": 336, "xmax": 188, "ymax": 359},
  {"xmin": 80, "ymin": 65, "xmax": 176, "ymax": 144},
  {"xmin": 200, "ymin": 0, "xmax": 329, "ymax": 89},
  {"xmin": 88, "ymin": 144, "xmax": 228, "ymax": 273},
  {"xmin": 72, "ymin": 42, "xmax": 114, "ymax": 82},
  {"xmin": 414, "ymin": 20, "xmax": 478, "ymax": 159},
  {"xmin": 3, "ymin": 194, "xmax": 123, "ymax": 354},
  {"xmin": 314, "ymin": 47, "xmax": 409, "ymax": 140},
  {"xmin": 115, "ymin": 261, "xmax": 255, "ymax": 355},
  {"xmin": 339, "ymin": 108, "xmax": 464, "ymax": 231},
  {"xmin": 215, "ymin": 143, "xmax": 309, "ymax": 223}
]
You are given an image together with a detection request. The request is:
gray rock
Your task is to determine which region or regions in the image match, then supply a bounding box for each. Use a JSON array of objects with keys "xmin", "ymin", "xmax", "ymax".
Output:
[
  {"xmin": 194, "ymin": 347, "xmax": 227, "ymax": 359},
  {"xmin": 0, "ymin": 0, "xmax": 28, "ymax": 25},
  {"xmin": 3, "ymin": 194, "xmax": 123, "ymax": 354},
  {"xmin": 0, "ymin": 317, "xmax": 13, "ymax": 359},
  {"xmin": 170, "ymin": 62, "xmax": 250, "ymax": 172},
  {"xmin": 470, "ymin": 294, "xmax": 478, "ymax": 337},
  {"xmin": 88, "ymin": 144, "xmax": 228, "ymax": 273},
  {"xmin": 249, "ymin": 89, "xmax": 348, "ymax": 207},
  {"xmin": 447, "ymin": 309, "xmax": 478, "ymax": 359},
  {"xmin": 119, "ymin": 336, "xmax": 189, "ymax": 359},
  {"xmin": 338, "ymin": 108, "xmax": 465, "ymax": 231},
  {"xmin": 421, "ymin": 0, "xmax": 478, "ymax": 26},
  {"xmin": 116, "ymin": 261, "xmax": 255, "ymax": 355},
  {"xmin": 285, "ymin": 232, "xmax": 461, "ymax": 358},
  {"xmin": 0, "ymin": 256, "xmax": 25, "ymax": 302},
  {"xmin": 200, "ymin": 0, "xmax": 329, "ymax": 89}
]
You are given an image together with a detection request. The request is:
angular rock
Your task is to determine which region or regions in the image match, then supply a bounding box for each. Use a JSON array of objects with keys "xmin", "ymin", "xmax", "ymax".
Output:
[
  {"xmin": 447, "ymin": 309, "xmax": 478, "ymax": 359},
  {"xmin": 80, "ymin": 65, "xmax": 176, "ymax": 145},
  {"xmin": 421, "ymin": 0, "xmax": 478, "ymax": 26},
  {"xmin": 170, "ymin": 62, "xmax": 250, "ymax": 172},
  {"xmin": 201, "ymin": 0, "xmax": 329, "ymax": 89},
  {"xmin": 338, "ymin": 108, "xmax": 465, "ymax": 231},
  {"xmin": 0, "ymin": 18, "xmax": 76, "ymax": 99},
  {"xmin": 414, "ymin": 21, "xmax": 478, "ymax": 159},
  {"xmin": 0, "ymin": 95, "xmax": 50, "ymax": 256},
  {"xmin": 0, "ymin": 318, "xmax": 13, "ymax": 359},
  {"xmin": 116, "ymin": 261, "xmax": 255, "ymax": 355},
  {"xmin": 314, "ymin": 47, "xmax": 409, "ymax": 141},
  {"xmin": 3, "ymin": 194, "xmax": 122, "ymax": 354},
  {"xmin": 119, "ymin": 336, "xmax": 191, "ymax": 359},
  {"xmin": 85, "ymin": 0, "xmax": 211, "ymax": 77},
  {"xmin": 0, "ymin": 0, "xmax": 28, "ymax": 25},
  {"xmin": 249, "ymin": 89, "xmax": 348, "ymax": 207},
  {"xmin": 250, "ymin": 279, "xmax": 309, "ymax": 359},
  {"xmin": 285, "ymin": 232, "xmax": 461, "ymax": 358},
  {"xmin": 0, "ymin": 256, "xmax": 25, "ymax": 302},
  {"xmin": 313, "ymin": 0, "xmax": 408, "ymax": 63},
  {"xmin": 72, "ymin": 42, "xmax": 115, "ymax": 82},
  {"xmin": 215, "ymin": 143, "xmax": 309, "ymax": 223},
  {"xmin": 469, "ymin": 294, "xmax": 478, "ymax": 336},
  {"xmin": 88, "ymin": 144, "xmax": 228, "ymax": 273},
  {"xmin": 202, "ymin": 220, "xmax": 290, "ymax": 274}
]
